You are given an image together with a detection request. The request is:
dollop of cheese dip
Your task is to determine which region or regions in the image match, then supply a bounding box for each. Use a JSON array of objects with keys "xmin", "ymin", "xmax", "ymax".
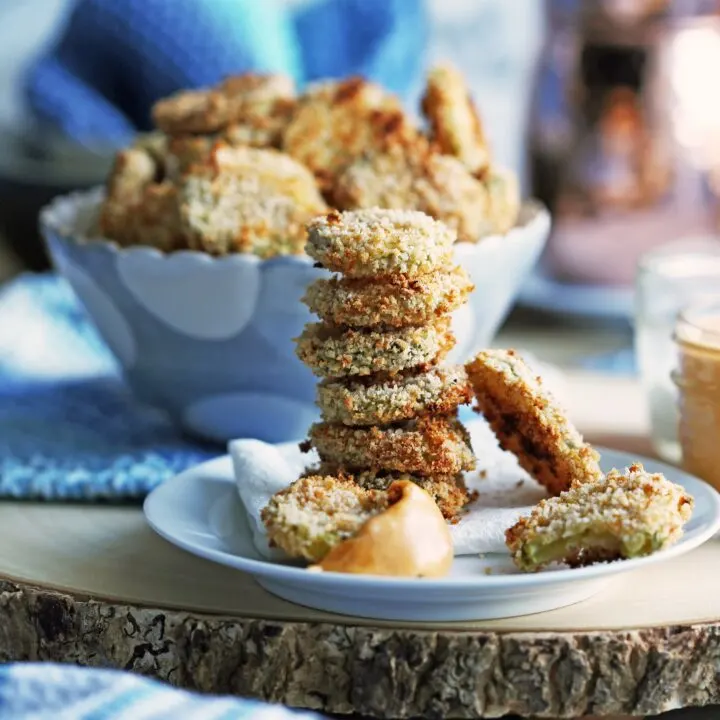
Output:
[{"xmin": 311, "ymin": 480, "xmax": 453, "ymax": 577}]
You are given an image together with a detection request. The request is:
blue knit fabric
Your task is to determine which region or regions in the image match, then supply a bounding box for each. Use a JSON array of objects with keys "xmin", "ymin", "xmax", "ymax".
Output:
[
  {"xmin": 23, "ymin": 0, "xmax": 427, "ymax": 147},
  {"xmin": 0, "ymin": 273, "xmax": 215, "ymax": 500},
  {"xmin": 0, "ymin": 662, "xmax": 323, "ymax": 720}
]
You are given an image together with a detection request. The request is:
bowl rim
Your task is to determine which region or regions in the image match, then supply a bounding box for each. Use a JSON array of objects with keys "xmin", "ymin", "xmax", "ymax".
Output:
[{"xmin": 39, "ymin": 186, "xmax": 551, "ymax": 268}]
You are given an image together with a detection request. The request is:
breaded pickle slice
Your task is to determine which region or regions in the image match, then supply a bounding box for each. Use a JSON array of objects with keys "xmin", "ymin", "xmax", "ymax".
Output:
[
  {"xmin": 506, "ymin": 463, "xmax": 694, "ymax": 572},
  {"xmin": 466, "ymin": 349, "xmax": 602, "ymax": 495},
  {"xmin": 296, "ymin": 318, "xmax": 453, "ymax": 379},
  {"xmin": 306, "ymin": 414, "xmax": 476, "ymax": 476},
  {"xmin": 304, "ymin": 463, "xmax": 471, "ymax": 521},
  {"xmin": 305, "ymin": 208, "xmax": 455, "ymax": 278},
  {"xmin": 303, "ymin": 266, "xmax": 473, "ymax": 328},
  {"xmin": 261, "ymin": 475, "xmax": 389, "ymax": 563},
  {"xmin": 421, "ymin": 63, "xmax": 491, "ymax": 177},
  {"xmin": 317, "ymin": 366, "xmax": 472, "ymax": 426}
]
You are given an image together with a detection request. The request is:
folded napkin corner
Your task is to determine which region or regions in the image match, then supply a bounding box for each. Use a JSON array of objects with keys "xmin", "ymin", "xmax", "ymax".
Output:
[{"xmin": 229, "ymin": 438, "xmax": 298, "ymax": 560}]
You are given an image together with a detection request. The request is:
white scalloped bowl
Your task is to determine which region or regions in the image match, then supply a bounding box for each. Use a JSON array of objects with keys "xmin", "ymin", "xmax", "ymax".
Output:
[{"xmin": 40, "ymin": 188, "xmax": 550, "ymax": 444}]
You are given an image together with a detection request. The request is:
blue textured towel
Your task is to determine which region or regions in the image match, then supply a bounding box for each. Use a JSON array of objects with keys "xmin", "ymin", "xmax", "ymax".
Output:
[
  {"xmin": 0, "ymin": 662, "xmax": 322, "ymax": 720},
  {"xmin": 0, "ymin": 273, "xmax": 216, "ymax": 500},
  {"xmin": 24, "ymin": 0, "xmax": 427, "ymax": 147}
]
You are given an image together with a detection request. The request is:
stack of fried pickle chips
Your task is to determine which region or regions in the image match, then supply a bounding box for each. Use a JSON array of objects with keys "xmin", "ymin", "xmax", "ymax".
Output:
[{"xmin": 262, "ymin": 208, "xmax": 477, "ymax": 563}]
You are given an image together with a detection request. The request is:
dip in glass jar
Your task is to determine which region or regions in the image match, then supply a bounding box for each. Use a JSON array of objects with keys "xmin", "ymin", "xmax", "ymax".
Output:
[
  {"xmin": 674, "ymin": 299, "xmax": 720, "ymax": 490},
  {"xmin": 635, "ymin": 239, "xmax": 720, "ymax": 463}
]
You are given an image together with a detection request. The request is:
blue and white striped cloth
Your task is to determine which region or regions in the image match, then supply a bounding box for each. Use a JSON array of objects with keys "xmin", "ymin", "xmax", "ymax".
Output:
[{"xmin": 0, "ymin": 663, "xmax": 323, "ymax": 720}]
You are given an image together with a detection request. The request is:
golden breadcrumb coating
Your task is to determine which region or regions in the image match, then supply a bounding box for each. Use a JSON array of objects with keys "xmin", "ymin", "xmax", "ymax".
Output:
[
  {"xmin": 480, "ymin": 166, "xmax": 521, "ymax": 237},
  {"xmin": 466, "ymin": 349, "xmax": 602, "ymax": 495},
  {"xmin": 421, "ymin": 63, "xmax": 491, "ymax": 177},
  {"xmin": 100, "ymin": 149, "xmax": 156, "ymax": 244},
  {"xmin": 317, "ymin": 366, "xmax": 472, "ymax": 426},
  {"xmin": 506, "ymin": 463, "xmax": 694, "ymax": 572},
  {"xmin": 354, "ymin": 472, "xmax": 470, "ymax": 521},
  {"xmin": 205, "ymin": 144, "xmax": 326, "ymax": 209},
  {"xmin": 305, "ymin": 464, "xmax": 471, "ymax": 521},
  {"xmin": 100, "ymin": 181, "xmax": 184, "ymax": 252},
  {"xmin": 411, "ymin": 154, "xmax": 490, "ymax": 242},
  {"xmin": 306, "ymin": 415, "xmax": 476, "ymax": 476},
  {"xmin": 121, "ymin": 182, "xmax": 184, "ymax": 252},
  {"xmin": 103, "ymin": 146, "xmax": 157, "ymax": 206},
  {"xmin": 303, "ymin": 266, "xmax": 472, "ymax": 328},
  {"xmin": 295, "ymin": 317, "xmax": 454, "ymax": 379},
  {"xmin": 165, "ymin": 101, "xmax": 299, "ymax": 176},
  {"xmin": 133, "ymin": 131, "xmax": 169, "ymax": 169},
  {"xmin": 152, "ymin": 73, "xmax": 295, "ymax": 140},
  {"xmin": 281, "ymin": 77, "xmax": 417, "ymax": 189},
  {"xmin": 100, "ymin": 131, "xmax": 179, "ymax": 245},
  {"xmin": 306, "ymin": 208, "xmax": 455, "ymax": 278},
  {"xmin": 166, "ymin": 135, "xmax": 216, "ymax": 176},
  {"xmin": 333, "ymin": 141, "xmax": 490, "ymax": 242},
  {"xmin": 261, "ymin": 475, "xmax": 389, "ymax": 562},
  {"xmin": 222, "ymin": 113, "xmax": 295, "ymax": 149},
  {"xmin": 100, "ymin": 135, "xmax": 327, "ymax": 257},
  {"xmin": 178, "ymin": 145, "xmax": 327, "ymax": 257}
]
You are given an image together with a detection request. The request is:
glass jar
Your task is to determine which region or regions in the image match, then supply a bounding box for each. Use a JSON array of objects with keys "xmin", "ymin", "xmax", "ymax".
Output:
[
  {"xmin": 635, "ymin": 238, "xmax": 720, "ymax": 463},
  {"xmin": 674, "ymin": 299, "xmax": 720, "ymax": 490}
]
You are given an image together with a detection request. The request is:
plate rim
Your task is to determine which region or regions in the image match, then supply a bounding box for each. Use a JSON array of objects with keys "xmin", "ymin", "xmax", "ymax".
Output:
[{"xmin": 144, "ymin": 446, "xmax": 720, "ymax": 590}]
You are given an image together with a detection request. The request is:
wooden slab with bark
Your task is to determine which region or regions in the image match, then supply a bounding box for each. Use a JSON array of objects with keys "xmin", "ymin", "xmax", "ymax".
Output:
[
  {"xmin": 0, "ymin": 373, "xmax": 714, "ymax": 718},
  {"xmin": 0, "ymin": 498, "xmax": 718, "ymax": 719}
]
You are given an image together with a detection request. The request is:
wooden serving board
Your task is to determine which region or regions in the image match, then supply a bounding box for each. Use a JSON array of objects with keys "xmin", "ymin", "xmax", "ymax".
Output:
[
  {"xmin": 1, "ymin": 493, "xmax": 719, "ymax": 718},
  {"xmin": 0, "ymin": 373, "xmax": 717, "ymax": 719}
]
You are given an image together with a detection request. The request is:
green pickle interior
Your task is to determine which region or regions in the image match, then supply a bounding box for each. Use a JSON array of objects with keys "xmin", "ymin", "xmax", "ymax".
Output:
[{"xmin": 523, "ymin": 530, "xmax": 662, "ymax": 567}]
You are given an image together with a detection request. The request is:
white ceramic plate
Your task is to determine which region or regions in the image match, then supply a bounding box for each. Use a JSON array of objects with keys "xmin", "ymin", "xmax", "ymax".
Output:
[{"xmin": 144, "ymin": 450, "xmax": 720, "ymax": 622}]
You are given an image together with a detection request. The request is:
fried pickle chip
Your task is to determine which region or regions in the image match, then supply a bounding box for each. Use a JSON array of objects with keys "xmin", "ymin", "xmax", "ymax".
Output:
[
  {"xmin": 306, "ymin": 414, "xmax": 476, "ymax": 476},
  {"xmin": 264, "ymin": 477, "xmax": 453, "ymax": 575},
  {"xmin": 132, "ymin": 131, "xmax": 169, "ymax": 171},
  {"xmin": 482, "ymin": 165, "xmax": 520, "ymax": 236},
  {"xmin": 305, "ymin": 464, "xmax": 471, "ymax": 521},
  {"xmin": 296, "ymin": 317, "xmax": 454, "ymax": 379},
  {"xmin": 100, "ymin": 177, "xmax": 184, "ymax": 253},
  {"xmin": 103, "ymin": 146, "xmax": 157, "ymax": 206},
  {"xmin": 333, "ymin": 141, "xmax": 490, "ymax": 242},
  {"xmin": 310, "ymin": 480, "xmax": 453, "ymax": 576},
  {"xmin": 505, "ymin": 463, "xmax": 694, "ymax": 572},
  {"xmin": 165, "ymin": 104, "xmax": 299, "ymax": 176},
  {"xmin": 166, "ymin": 135, "xmax": 216, "ymax": 176},
  {"xmin": 317, "ymin": 366, "xmax": 472, "ymax": 426},
  {"xmin": 303, "ymin": 265, "xmax": 472, "ymax": 328},
  {"xmin": 282, "ymin": 77, "xmax": 418, "ymax": 189},
  {"xmin": 306, "ymin": 208, "xmax": 455, "ymax": 278},
  {"xmin": 421, "ymin": 63, "xmax": 491, "ymax": 176},
  {"xmin": 178, "ymin": 145, "xmax": 326, "ymax": 257},
  {"xmin": 152, "ymin": 73, "xmax": 295, "ymax": 140},
  {"xmin": 355, "ymin": 472, "xmax": 470, "ymax": 521},
  {"xmin": 466, "ymin": 349, "xmax": 602, "ymax": 495},
  {"xmin": 99, "ymin": 131, "xmax": 178, "ymax": 244},
  {"xmin": 261, "ymin": 474, "xmax": 389, "ymax": 562}
]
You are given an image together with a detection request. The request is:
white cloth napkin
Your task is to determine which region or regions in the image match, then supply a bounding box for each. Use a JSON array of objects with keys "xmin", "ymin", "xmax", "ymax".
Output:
[
  {"xmin": 230, "ymin": 354, "xmax": 565, "ymax": 558},
  {"xmin": 230, "ymin": 417, "xmax": 548, "ymax": 558}
]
